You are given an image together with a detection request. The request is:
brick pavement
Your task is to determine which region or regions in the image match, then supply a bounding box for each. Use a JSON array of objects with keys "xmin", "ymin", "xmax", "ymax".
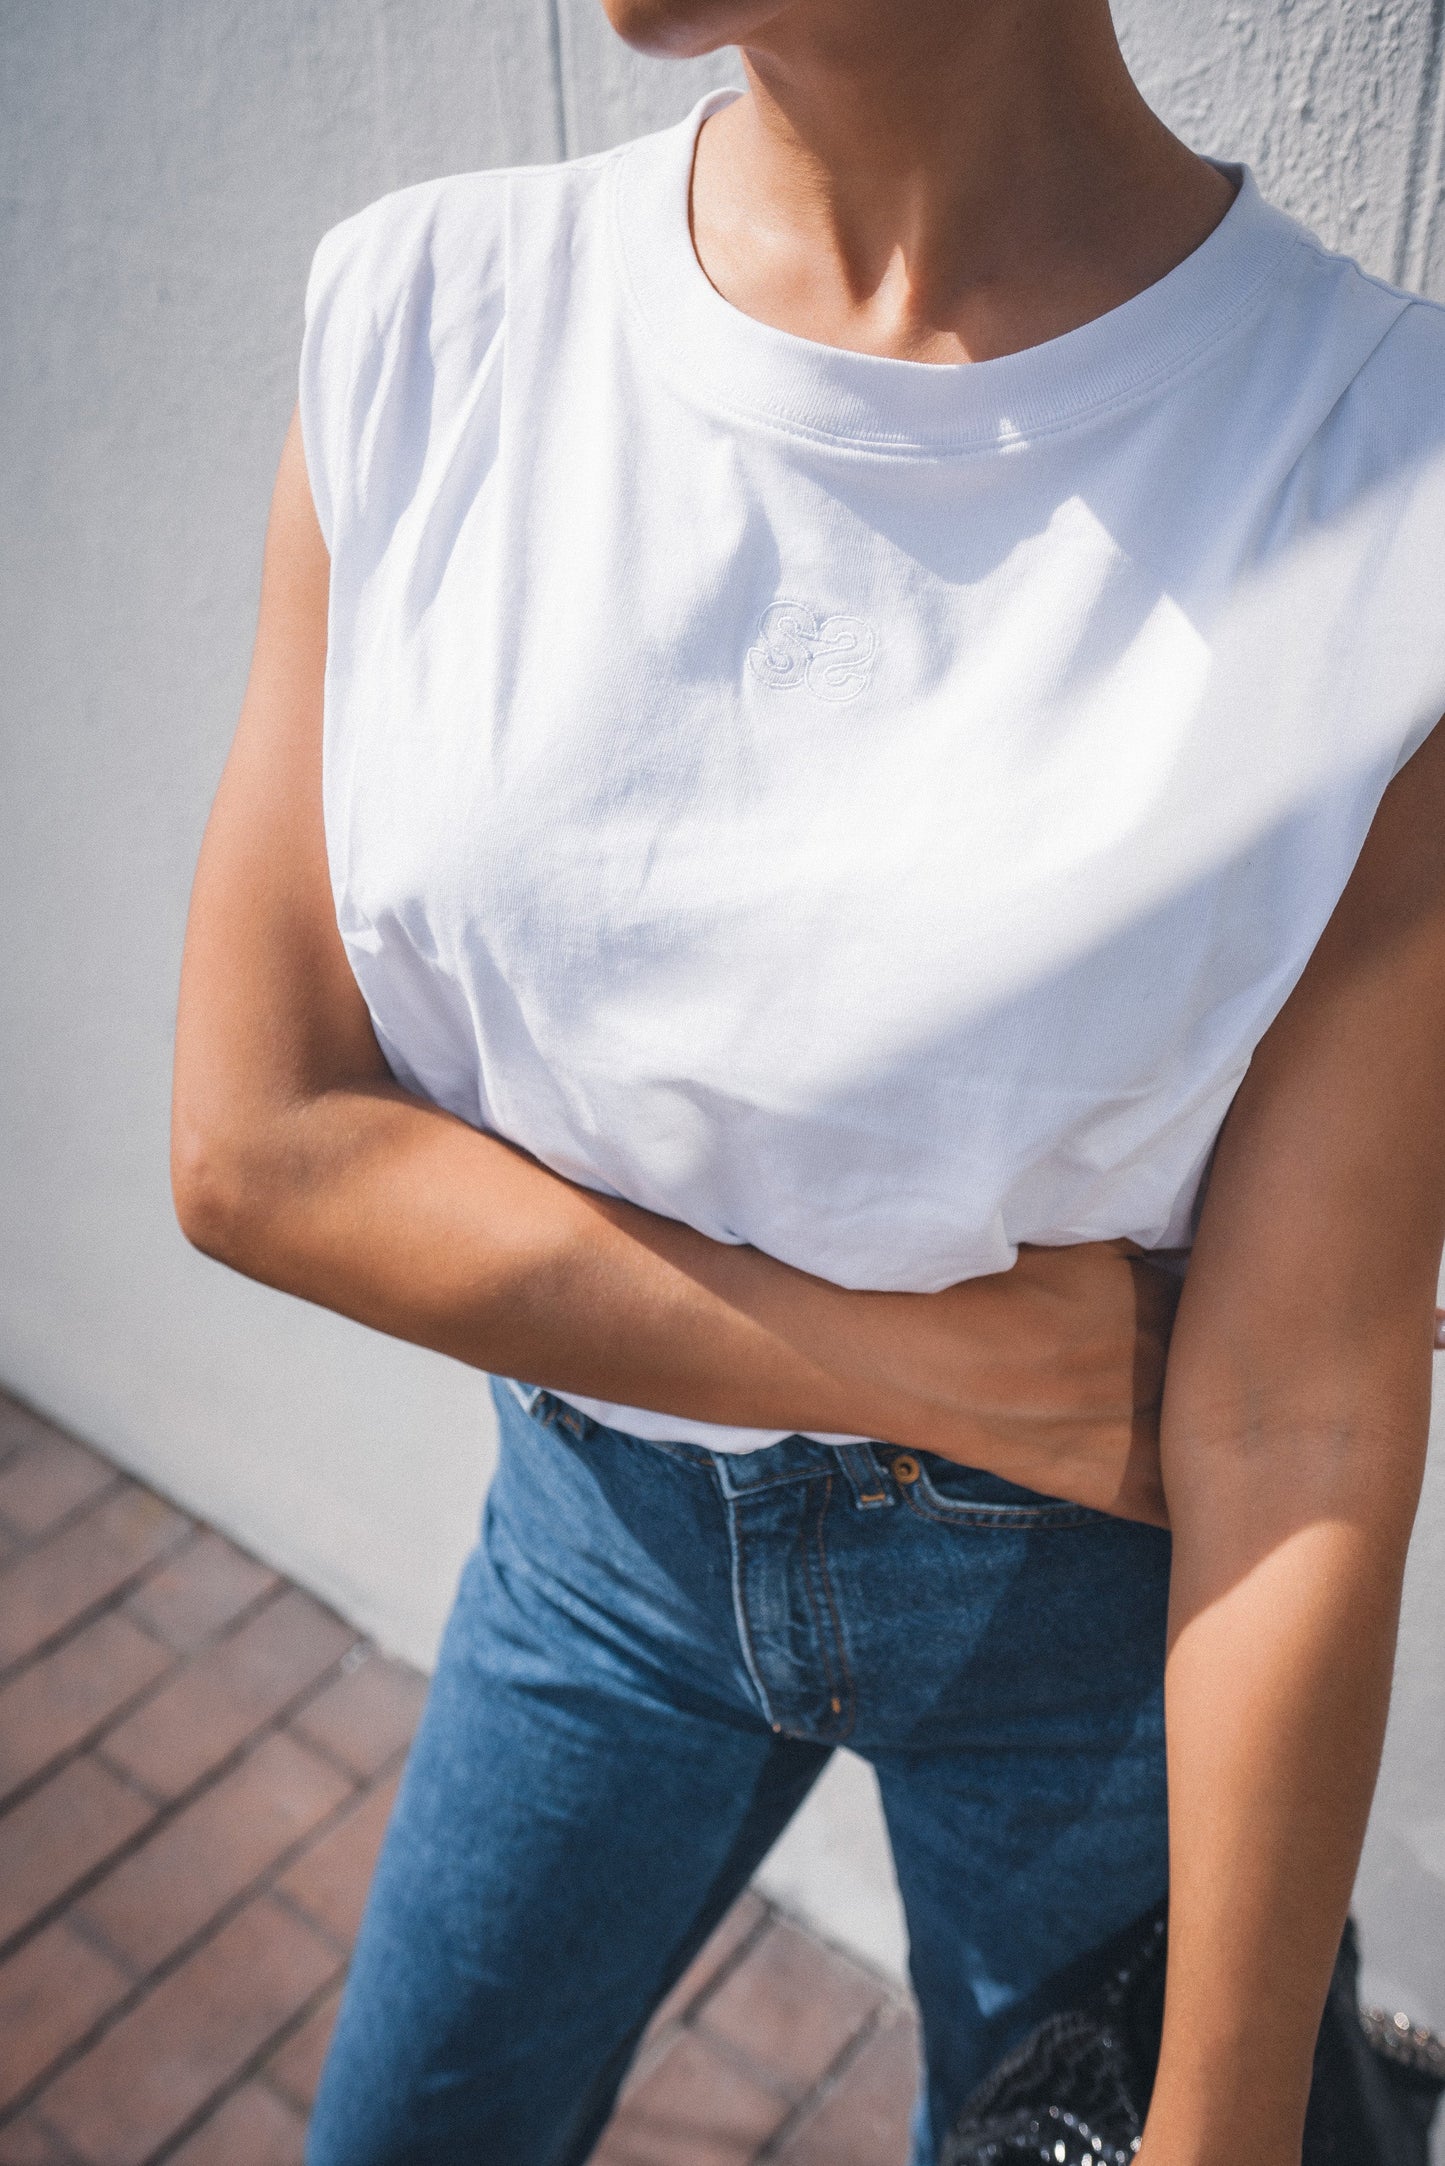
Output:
[{"xmin": 0, "ymin": 1390, "xmax": 917, "ymax": 2164}]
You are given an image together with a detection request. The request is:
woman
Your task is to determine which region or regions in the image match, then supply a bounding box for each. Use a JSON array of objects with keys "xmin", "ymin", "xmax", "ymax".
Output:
[{"xmin": 171, "ymin": 0, "xmax": 1445, "ymax": 2160}]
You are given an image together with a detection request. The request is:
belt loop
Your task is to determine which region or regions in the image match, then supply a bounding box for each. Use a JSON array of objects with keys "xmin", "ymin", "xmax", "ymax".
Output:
[
  {"xmin": 508, "ymin": 1382, "xmax": 586, "ymax": 1440},
  {"xmin": 834, "ymin": 1442, "xmax": 894, "ymax": 1509}
]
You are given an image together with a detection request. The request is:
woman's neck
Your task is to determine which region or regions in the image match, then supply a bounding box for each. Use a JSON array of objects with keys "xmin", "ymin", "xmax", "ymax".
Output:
[{"xmin": 690, "ymin": 0, "xmax": 1237, "ymax": 363}]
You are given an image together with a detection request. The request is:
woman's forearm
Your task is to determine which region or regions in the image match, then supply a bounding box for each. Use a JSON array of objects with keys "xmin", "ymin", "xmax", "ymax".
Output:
[
  {"xmin": 173, "ymin": 1072, "xmax": 1171, "ymax": 1513},
  {"xmin": 1140, "ymin": 1420, "xmax": 1422, "ymax": 2164},
  {"xmin": 180, "ymin": 1071, "xmax": 900, "ymax": 1434}
]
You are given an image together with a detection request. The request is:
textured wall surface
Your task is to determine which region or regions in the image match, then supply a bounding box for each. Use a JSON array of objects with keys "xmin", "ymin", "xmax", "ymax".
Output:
[
  {"xmin": 1119, "ymin": 0, "xmax": 1445, "ymax": 282},
  {"xmin": 2, "ymin": 0, "xmax": 1444, "ymax": 2040}
]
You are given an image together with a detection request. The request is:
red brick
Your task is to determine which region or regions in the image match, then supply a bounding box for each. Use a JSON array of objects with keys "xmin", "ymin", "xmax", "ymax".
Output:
[
  {"xmin": 101, "ymin": 1590, "xmax": 357, "ymax": 1798},
  {"xmin": 0, "ymin": 1756, "xmax": 153, "ymax": 1946},
  {"xmin": 0, "ymin": 1610, "xmax": 174, "ymax": 1803},
  {"xmin": 125, "ymin": 1531, "xmax": 279, "ymax": 1652},
  {"xmin": 33, "ymin": 1897, "xmax": 340, "ymax": 2166},
  {"xmin": 0, "ymin": 1488, "xmax": 190, "ymax": 1672},
  {"xmin": 619, "ymin": 1904, "xmax": 774, "ymax": 2115},
  {"xmin": 772, "ymin": 2008, "xmax": 921, "ymax": 2165},
  {"xmin": 0, "ymin": 1431, "xmax": 114, "ymax": 1543},
  {"xmin": 594, "ymin": 2030, "xmax": 789, "ymax": 2165},
  {"xmin": 287, "ymin": 1648, "xmax": 425, "ymax": 1779},
  {"xmin": 650, "ymin": 1891, "xmax": 771, "ymax": 2034},
  {"xmin": 263, "ymin": 1981, "xmax": 341, "ymax": 2109},
  {"xmin": 0, "ymin": 2114, "xmax": 81, "ymax": 2163},
  {"xmin": 275, "ymin": 1774, "xmax": 397, "ymax": 1945},
  {"xmin": 697, "ymin": 1918, "xmax": 885, "ymax": 2101},
  {"xmin": 0, "ymin": 1919, "xmax": 131, "ymax": 2111},
  {"xmin": 164, "ymin": 2082, "xmax": 307, "ymax": 2166},
  {"xmin": 75, "ymin": 1729, "xmax": 352, "ymax": 1971}
]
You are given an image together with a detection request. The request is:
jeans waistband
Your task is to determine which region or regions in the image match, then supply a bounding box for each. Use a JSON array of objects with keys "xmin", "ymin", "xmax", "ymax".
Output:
[{"xmin": 503, "ymin": 1380, "xmax": 897, "ymax": 1510}]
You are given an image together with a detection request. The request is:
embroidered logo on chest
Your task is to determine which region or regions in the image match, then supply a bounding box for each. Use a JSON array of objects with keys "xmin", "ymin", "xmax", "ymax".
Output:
[{"xmin": 746, "ymin": 600, "xmax": 878, "ymax": 705}]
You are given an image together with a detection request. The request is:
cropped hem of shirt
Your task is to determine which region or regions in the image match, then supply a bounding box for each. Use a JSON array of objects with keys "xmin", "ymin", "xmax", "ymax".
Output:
[{"xmin": 299, "ymin": 92, "xmax": 1445, "ymax": 1453}]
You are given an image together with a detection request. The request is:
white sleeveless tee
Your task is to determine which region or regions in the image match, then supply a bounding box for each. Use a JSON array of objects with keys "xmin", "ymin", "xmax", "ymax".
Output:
[{"xmin": 299, "ymin": 90, "xmax": 1445, "ymax": 1452}]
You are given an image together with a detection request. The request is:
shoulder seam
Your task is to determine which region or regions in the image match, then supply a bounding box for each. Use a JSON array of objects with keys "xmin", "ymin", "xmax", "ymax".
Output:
[
  {"xmin": 1284, "ymin": 221, "xmax": 1444, "ymax": 318},
  {"xmin": 327, "ymin": 135, "xmax": 632, "ymax": 229}
]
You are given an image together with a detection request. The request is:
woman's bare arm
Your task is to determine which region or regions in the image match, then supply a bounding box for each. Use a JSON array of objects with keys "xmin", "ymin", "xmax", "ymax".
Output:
[
  {"xmin": 172, "ymin": 413, "xmax": 1173, "ymax": 1514},
  {"xmin": 1138, "ymin": 718, "xmax": 1445, "ymax": 2163}
]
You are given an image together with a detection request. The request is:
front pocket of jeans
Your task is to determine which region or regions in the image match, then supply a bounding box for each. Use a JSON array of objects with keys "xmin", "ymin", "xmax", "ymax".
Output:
[{"xmin": 901, "ymin": 1461, "xmax": 1106, "ymax": 1529}]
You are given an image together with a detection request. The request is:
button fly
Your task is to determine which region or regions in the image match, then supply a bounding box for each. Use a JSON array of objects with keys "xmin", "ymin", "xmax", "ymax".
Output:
[{"xmin": 721, "ymin": 1472, "xmax": 855, "ymax": 1741}]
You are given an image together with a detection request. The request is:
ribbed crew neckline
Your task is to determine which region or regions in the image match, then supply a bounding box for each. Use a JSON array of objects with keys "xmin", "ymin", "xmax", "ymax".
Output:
[{"xmin": 612, "ymin": 88, "xmax": 1303, "ymax": 454}]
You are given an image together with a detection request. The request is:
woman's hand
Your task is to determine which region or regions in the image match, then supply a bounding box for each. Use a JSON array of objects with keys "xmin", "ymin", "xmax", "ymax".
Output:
[{"xmin": 872, "ymin": 1240, "xmax": 1179, "ymax": 1524}]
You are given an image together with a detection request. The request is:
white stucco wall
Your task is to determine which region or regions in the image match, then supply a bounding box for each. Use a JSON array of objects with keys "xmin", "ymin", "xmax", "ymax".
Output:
[{"xmin": 2, "ymin": 0, "xmax": 1444, "ymax": 2052}]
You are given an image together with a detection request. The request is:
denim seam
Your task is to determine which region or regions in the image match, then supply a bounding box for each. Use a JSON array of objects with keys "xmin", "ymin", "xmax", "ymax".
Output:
[
  {"xmin": 632, "ymin": 1434, "xmax": 715, "ymax": 1472},
  {"xmin": 713, "ymin": 1456, "xmax": 837, "ymax": 1499},
  {"xmin": 725, "ymin": 1496, "xmax": 779, "ymax": 1730},
  {"xmin": 901, "ymin": 1489, "xmax": 1102, "ymax": 1531},
  {"xmin": 795, "ymin": 1475, "xmax": 847, "ymax": 1731},
  {"xmin": 810, "ymin": 1476, "xmax": 858, "ymax": 1742},
  {"xmin": 523, "ymin": 1390, "xmax": 567, "ymax": 1437},
  {"xmin": 806, "ymin": 1485, "xmax": 841, "ymax": 1713},
  {"xmin": 524, "ymin": 1388, "xmax": 716, "ymax": 1472}
]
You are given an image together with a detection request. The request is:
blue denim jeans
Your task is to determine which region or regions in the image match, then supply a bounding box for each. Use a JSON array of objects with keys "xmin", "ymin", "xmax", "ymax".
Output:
[{"xmin": 307, "ymin": 1378, "xmax": 1171, "ymax": 2166}]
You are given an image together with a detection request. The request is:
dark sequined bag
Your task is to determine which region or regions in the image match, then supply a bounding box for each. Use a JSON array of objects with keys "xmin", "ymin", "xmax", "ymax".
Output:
[{"xmin": 942, "ymin": 1904, "xmax": 1445, "ymax": 2166}]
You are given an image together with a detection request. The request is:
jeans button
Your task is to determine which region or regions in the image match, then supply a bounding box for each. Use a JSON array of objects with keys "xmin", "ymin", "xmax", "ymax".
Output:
[{"xmin": 891, "ymin": 1454, "xmax": 921, "ymax": 1485}]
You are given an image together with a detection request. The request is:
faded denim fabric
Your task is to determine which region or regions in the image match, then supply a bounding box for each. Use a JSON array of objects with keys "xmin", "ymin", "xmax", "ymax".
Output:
[{"xmin": 307, "ymin": 1377, "xmax": 1171, "ymax": 2166}]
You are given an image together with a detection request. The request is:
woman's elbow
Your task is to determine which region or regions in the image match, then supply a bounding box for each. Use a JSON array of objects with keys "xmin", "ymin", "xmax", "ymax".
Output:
[
  {"xmin": 170, "ymin": 1097, "xmax": 279, "ymax": 1268},
  {"xmin": 1162, "ymin": 1390, "xmax": 1429, "ymax": 1546}
]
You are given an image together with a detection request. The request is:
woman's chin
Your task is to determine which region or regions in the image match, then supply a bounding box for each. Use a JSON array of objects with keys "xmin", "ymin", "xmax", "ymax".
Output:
[{"xmin": 598, "ymin": 0, "xmax": 776, "ymax": 60}]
